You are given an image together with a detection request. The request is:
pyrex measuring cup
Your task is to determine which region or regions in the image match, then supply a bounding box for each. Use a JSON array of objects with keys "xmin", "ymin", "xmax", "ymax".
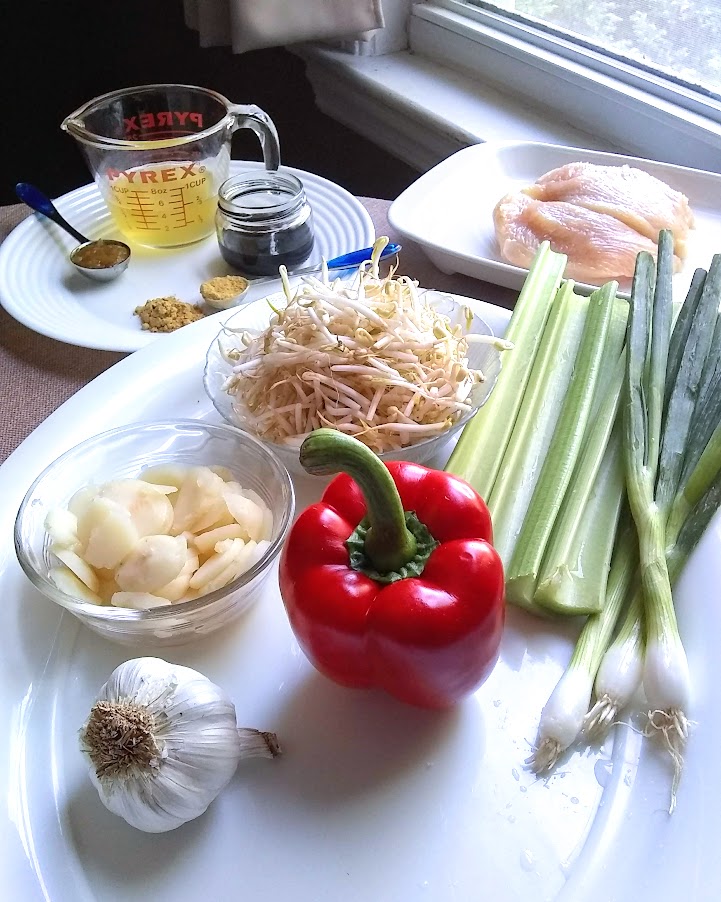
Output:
[{"xmin": 61, "ymin": 84, "xmax": 281, "ymax": 249}]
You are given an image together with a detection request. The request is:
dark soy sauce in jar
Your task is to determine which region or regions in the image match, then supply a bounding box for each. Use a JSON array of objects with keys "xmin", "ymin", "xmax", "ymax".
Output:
[{"xmin": 216, "ymin": 171, "xmax": 315, "ymax": 276}]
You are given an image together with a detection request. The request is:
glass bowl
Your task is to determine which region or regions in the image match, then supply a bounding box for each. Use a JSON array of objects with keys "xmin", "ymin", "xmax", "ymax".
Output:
[
  {"xmin": 14, "ymin": 420, "xmax": 295, "ymax": 647},
  {"xmin": 203, "ymin": 290, "xmax": 503, "ymax": 477}
]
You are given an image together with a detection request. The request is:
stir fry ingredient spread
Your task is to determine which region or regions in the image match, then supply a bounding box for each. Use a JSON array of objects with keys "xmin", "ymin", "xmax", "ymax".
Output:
[{"xmin": 217, "ymin": 238, "xmax": 508, "ymax": 453}]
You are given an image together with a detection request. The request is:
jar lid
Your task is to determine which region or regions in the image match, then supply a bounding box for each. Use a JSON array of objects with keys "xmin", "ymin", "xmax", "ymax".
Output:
[{"xmin": 218, "ymin": 170, "xmax": 307, "ymax": 225}]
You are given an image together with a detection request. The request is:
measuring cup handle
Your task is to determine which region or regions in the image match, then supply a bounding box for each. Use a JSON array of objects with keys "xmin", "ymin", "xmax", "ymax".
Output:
[{"xmin": 228, "ymin": 104, "xmax": 281, "ymax": 171}]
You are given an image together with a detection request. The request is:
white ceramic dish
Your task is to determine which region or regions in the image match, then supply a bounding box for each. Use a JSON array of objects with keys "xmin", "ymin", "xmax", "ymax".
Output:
[
  {"xmin": 203, "ymin": 289, "xmax": 503, "ymax": 477},
  {"xmin": 388, "ymin": 140, "xmax": 721, "ymax": 300},
  {"xmin": 0, "ymin": 162, "xmax": 374, "ymax": 353},
  {"xmin": 1, "ymin": 296, "xmax": 720, "ymax": 901}
]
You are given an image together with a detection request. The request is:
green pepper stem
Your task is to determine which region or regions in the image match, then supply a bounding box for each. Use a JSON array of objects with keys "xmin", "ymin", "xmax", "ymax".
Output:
[{"xmin": 299, "ymin": 429, "xmax": 417, "ymax": 572}]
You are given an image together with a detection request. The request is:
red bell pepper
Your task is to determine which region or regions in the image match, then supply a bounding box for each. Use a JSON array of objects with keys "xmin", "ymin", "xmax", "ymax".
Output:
[{"xmin": 278, "ymin": 429, "xmax": 505, "ymax": 709}]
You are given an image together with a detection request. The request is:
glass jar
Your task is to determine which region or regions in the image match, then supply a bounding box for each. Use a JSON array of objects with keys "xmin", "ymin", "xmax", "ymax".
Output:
[{"xmin": 215, "ymin": 170, "xmax": 315, "ymax": 276}]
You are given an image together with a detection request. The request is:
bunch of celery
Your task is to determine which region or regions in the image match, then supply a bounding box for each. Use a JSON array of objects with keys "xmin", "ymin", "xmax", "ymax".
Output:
[
  {"xmin": 448, "ymin": 243, "xmax": 628, "ymax": 619},
  {"xmin": 446, "ymin": 240, "xmax": 567, "ymax": 499}
]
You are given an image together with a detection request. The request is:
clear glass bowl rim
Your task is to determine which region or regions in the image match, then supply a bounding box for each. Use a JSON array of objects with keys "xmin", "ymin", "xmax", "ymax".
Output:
[
  {"xmin": 13, "ymin": 419, "xmax": 295, "ymax": 623},
  {"xmin": 203, "ymin": 290, "xmax": 502, "ymax": 463}
]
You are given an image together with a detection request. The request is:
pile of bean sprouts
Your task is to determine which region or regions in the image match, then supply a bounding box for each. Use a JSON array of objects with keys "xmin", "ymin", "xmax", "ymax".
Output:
[{"xmin": 217, "ymin": 238, "xmax": 509, "ymax": 453}]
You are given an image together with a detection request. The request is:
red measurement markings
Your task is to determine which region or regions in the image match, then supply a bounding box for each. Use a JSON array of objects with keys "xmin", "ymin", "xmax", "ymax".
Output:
[
  {"xmin": 167, "ymin": 186, "xmax": 196, "ymax": 227},
  {"xmin": 123, "ymin": 191, "xmax": 161, "ymax": 230}
]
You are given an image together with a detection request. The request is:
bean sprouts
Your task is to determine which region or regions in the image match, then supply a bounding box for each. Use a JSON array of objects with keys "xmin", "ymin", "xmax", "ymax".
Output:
[{"xmin": 217, "ymin": 238, "xmax": 508, "ymax": 453}]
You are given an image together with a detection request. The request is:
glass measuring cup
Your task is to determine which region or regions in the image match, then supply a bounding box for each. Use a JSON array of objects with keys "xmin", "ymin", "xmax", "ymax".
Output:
[{"xmin": 61, "ymin": 84, "xmax": 281, "ymax": 249}]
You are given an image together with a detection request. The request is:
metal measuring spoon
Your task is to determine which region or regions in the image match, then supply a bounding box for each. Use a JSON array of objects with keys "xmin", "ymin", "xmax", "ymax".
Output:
[{"xmin": 15, "ymin": 182, "xmax": 131, "ymax": 282}]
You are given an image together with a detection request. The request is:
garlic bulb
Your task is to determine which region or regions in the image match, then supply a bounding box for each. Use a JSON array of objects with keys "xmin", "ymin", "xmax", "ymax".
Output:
[{"xmin": 79, "ymin": 657, "xmax": 280, "ymax": 833}]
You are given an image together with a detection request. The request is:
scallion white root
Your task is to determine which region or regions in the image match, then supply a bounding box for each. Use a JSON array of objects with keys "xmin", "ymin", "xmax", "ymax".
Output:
[
  {"xmin": 527, "ymin": 667, "xmax": 595, "ymax": 773},
  {"xmin": 583, "ymin": 591, "xmax": 643, "ymax": 741},
  {"xmin": 623, "ymin": 233, "xmax": 691, "ymax": 806},
  {"xmin": 529, "ymin": 521, "xmax": 637, "ymax": 772}
]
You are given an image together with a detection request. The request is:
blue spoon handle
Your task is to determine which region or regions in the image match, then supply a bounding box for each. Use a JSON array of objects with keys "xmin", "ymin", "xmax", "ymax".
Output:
[
  {"xmin": 325, "ymin": 243, "xmax": 401, "ymax": 269},
  {"xmin": 243, "ymin": 242, "xmax": 403, "ymax": 290},
  {"xmin": 15, "ymin": 182, "xmax": 89, "ymax": 245}
]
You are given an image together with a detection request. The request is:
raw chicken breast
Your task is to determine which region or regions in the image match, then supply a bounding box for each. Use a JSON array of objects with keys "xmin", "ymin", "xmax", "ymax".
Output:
[
  {"xmin": 524, "ymin": 162, "xmax": 694, "ymax": 258},
  {"xmin": 494, "ymin": 193, "xmax": 683, "ymax": 282}
]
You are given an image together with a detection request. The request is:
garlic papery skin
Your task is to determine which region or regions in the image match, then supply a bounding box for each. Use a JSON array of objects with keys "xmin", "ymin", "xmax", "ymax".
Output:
[{"xmin": 79, "ymin": 657, "xmax": 279, "ymax": 833}]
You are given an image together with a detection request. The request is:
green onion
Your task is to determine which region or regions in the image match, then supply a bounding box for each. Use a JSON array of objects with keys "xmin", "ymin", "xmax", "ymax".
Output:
[
  {"xmin": 656, "ymin": 254, "xmax": 721, "ymax": 511},
  {"xmin": 623, "ymin": 231, "xmax": 691, "ymax": 803},
  {"xmin": 664, "ymin": 267, "xmax": 706, "ymax": 405},
  {"xmin": 666, "ymin": 420, "xmax": 721, "ymax": 543},
  {"xmin": 586, "ymin": 282, "xmax": 721, "ymax": 751},
  {"xmin": 505, "ymin": 280, "xmax": 618, "ymax": 609},
  {"xmin": 586, "ymin": 458, "xmax": 721, "ymax": 757},
  {"xmin": 528, "ymin": 517, "xmax": 638, "ymax": 773},
  {"xmin": 583, "ymin": 581, "xmax": 643, "ymax": 741},
  {"xmin": 445, "ymin": 242, "xmax": 567, "ymax": 500}
]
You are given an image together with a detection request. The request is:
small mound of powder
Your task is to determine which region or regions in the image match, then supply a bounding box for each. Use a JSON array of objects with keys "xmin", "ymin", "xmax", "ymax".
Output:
[
  {"xmin": 199, "ymin": 275, "xmax": 249, "ymax": 308},
  {"xmin": 134, "ymin": 296, "xmax": 206, "ymax": 333}
]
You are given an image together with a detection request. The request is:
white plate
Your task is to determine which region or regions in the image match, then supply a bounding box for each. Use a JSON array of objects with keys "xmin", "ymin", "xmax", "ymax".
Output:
[
  {"xmin": 1, "ymin": 297, "xmax": 720, "ymax": 902},
  {"xmin": 0, "ymin": 162, "xmax": 374, "ymax": 353},
  {"xmin": 388, "ymin": 140, "xmax": 721, "ymax": 300}
]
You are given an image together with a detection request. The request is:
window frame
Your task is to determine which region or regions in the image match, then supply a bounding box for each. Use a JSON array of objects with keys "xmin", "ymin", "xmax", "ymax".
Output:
[
  {"xmin": 410, "ymin": 1, "xmax": 721, "ymax": 170},
  {"xmin": 296, "ymin": 0, "xmax": 721, "ymax": 175},
  {"xmin": 434, "ymin": 1, "xmax": 721, "ymax": 122}
]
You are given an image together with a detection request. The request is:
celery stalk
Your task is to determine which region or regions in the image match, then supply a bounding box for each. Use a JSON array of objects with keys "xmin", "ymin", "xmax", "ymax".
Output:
[
  {"xmin": 487, "ymin": 281, "xmax": 587, "ymax": 565},
  {"xmin": 534, "ymin": 421, "xmax": 625, "ymax": 615},
  {"xmin": 445, "ymin": 242, "xmax": 567, "ymax": 499},
  {"xmin": 505, "ymin": 280, "xmax": 618, "ymax": 609},
  {"xmin": 533, "ymin": 299, "xmax": 629, "ymax": 614},
  {"xmin": 587, "ymin": 299, "xmax": 630, "ymax": 413}
]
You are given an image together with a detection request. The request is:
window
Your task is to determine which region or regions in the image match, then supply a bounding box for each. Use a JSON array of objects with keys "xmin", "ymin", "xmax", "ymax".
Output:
[
  {"xmin": 409, "ymin": 1, "xmax": 721, "ymax": 170},
  {"xmin": 474, "ymin": 0, "xmax": 721, "ymax": 97},
  {"xmin": 296, "ymin": 0, "xmax": 721, "ymax": 175}
]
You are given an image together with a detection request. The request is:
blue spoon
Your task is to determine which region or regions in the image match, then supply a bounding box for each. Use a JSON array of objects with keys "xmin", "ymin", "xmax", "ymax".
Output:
[
  {"xmin": 203, "ymin": 241, "xmax": 402, "ymax": 309},
  {"xmin": 248, "ymin": 242, "xmax": 402, "ymax": 286},
  {"xmin": 16, "ymin": 182, "xmax": 131, "ymax": 282}
]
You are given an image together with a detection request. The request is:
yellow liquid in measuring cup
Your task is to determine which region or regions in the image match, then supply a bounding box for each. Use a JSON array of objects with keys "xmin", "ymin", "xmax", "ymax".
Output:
[{"xmin": 102, "ymin": 161, "xmax": 219, "ymax": 248}]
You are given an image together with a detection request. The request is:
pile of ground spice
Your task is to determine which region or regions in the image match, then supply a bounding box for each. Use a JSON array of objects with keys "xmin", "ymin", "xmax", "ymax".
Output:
[
  {"xmin": 134, "ymin": 296, "xmax": 206, "ymax": 333},
  {"xmin": 199, "ymin": 275, "xmax": 249, "ymax": 305}
]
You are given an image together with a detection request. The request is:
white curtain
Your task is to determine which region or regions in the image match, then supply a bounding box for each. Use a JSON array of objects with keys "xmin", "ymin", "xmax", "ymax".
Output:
[{"xmin": 184, "ymin": 0, "xmax": 385, "ymax": 53}]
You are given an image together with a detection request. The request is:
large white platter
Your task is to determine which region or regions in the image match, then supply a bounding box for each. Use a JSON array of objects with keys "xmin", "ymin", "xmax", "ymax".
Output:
[
  {"xmin": 388, "ymin": 140, "xmax": 721, "ymax": 300},
  {"xmin": 1, "ymin": 296, "xmax": 720, "ymax": 901},
  {"xmin": 0, "ymin": 162, "xmax": 374, "ymax": 353}
]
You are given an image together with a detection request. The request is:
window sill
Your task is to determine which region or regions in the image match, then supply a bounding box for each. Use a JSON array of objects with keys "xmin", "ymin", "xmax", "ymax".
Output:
[{"xmin": 295, "ymin": 44, "xmax": 624, "ymax": 174}]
